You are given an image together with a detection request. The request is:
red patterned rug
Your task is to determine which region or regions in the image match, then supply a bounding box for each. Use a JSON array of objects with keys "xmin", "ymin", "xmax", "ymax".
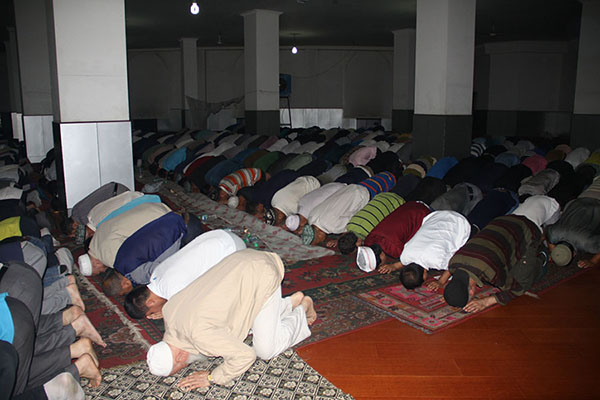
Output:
[{"xmin": 355, "ymin": 260, "xmax": 590, "ymax": 334}]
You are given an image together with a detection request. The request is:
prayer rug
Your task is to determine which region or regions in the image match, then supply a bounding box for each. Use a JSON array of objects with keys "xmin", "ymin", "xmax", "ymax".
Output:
[
  {"xmin": 283, "ymin": 254, "xmax": 397, "ymax": 346},
  {"xmin": 355, "ymin": 261, "xmax": 590, "ymax": 334},
  {"xmin": 83, "ymin": 348, "xmax": 354, "ymax": 400},
  {"xmin": 76, "ymin": 269, "xmax": 156, "ymax": 368},
  {"xmin": 138, "ymin": 173, "xmax": 335, "ymax": 263}
]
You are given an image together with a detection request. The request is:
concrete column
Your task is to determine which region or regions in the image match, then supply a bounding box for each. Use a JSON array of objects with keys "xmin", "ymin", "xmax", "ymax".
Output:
[
  {"xmin": 4, "ymin": 27, "xmax": 23, "ymax": 141},
  {"xmin": 242, "ymin": 9, "xmax": 282, "ymax": 136},
  {"xmin": 392, "ymin": 29, "xmax": 415, "ymax": 134},
  {"xmin": 413, "ymin": 0, "xmax": 476, "ymax": 159},
  {"xmin": 47, "ymin": 0, "xmax": 133, "ymax": 209},
  {"xmin": 180, "ymin": 38, "xmax": 199, "ymax": 129},
  {"xmin": 13, "ymin": 0, "xmax": 54, "ymax": 161},
  {"xmin": 572, "ymin": 1, "xmax": 600, "ymax": 149}
]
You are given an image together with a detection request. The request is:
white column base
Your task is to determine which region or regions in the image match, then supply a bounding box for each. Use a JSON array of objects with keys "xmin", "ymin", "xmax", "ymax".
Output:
[
  {"xmin": 23, "ymin": 115, "xmax": 53, "ymax": 162},
  {"xmin": 58, "ymin": 121, "xmax": 133, "ymax": 209}
]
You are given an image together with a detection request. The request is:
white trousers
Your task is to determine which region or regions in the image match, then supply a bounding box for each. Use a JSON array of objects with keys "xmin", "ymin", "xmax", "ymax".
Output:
[{"xmin": 252, "ymin": 287, "xmax": 311, "ymax": 360}]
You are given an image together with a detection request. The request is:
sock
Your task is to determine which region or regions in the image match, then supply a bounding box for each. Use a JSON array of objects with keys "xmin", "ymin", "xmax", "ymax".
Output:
[{"xmin": 43, "ymin": 372, "xmax": 85, "ymax": 400}]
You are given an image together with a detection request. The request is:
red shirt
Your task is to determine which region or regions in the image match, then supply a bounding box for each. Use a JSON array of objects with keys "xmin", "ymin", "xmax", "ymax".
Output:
[{"xmin": 364, "ymin": 201, "xmax": 430, "ymax": 258}]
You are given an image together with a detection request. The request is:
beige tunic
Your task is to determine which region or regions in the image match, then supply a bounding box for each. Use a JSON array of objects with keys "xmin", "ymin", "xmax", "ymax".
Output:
[
  {"xmin": 88, "ymin": 202, "xmax": 171, "ymax": 267},
  {"xmin": 162, "ymin": 249, "xmax": 284, "ymax": 385}
]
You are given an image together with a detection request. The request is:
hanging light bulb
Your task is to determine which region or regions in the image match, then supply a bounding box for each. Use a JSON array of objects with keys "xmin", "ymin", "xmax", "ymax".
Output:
[
  {"xmin": 190, "ymin": 1, "xmax": 199, "ymax": 15},
  {"xmin": 291, "ymin": 46, "xmax": 298, "ymax": 54}
]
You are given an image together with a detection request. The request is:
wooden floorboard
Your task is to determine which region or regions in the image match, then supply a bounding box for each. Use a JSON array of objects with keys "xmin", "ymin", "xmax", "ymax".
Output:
[{"xmin": 297, "ymin": 266, "xmax": 600, "ymax": 399}]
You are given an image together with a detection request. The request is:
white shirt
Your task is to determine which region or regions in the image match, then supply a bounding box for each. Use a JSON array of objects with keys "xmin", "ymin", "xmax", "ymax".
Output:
[
  {"xmin": 400, "ymin": 210, "xmax": 471, "ymax": 270},
  {"xmin": 147, "ymin": 229, "xmax": 246, "ymax": 300},
  {"xmin": 296, "ymin": 182, "xmax": 347, "ymax": 218},
  {"xmin": 308, "ymin": 185, "xmax": 370, "ymax": 234},
  {"xmin": 271, "ymin": 176, "xmax": 321, "ymax": 217},
  {"xmin": 511, "ymin": 195, "xmax": 560, "ymax": 232}
]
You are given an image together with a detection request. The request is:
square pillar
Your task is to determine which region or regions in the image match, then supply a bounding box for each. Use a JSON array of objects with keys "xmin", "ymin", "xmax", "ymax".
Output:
[{"xmin": 242, "ymin": 9, "xmax": 282, "ymax": 136}]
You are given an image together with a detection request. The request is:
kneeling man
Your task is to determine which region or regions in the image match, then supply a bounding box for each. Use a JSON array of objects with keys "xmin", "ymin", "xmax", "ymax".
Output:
[{"xmin": 146, "ymin": 249, "xmax": 316, "ymax": 389}]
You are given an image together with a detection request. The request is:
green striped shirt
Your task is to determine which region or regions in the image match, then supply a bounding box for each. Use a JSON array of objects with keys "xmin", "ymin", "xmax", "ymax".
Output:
[{"xmin": 346, "ymin": 192, "xmax": 405, "ymax": 239}]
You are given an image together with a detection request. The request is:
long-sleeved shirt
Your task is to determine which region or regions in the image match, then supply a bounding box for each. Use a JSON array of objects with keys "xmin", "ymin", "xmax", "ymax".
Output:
[
  {"xmin": 271, "ymin": 176, "xmax": 321, "ymax": 217},
  {"xmin": 71, "ymin": 182, "xmax": 130, "ymax": 225},
  {"xmin": 86, "ymin": 191, "xmax": 144, "ymax": 231},
  {"xmin": 296, "ymin": 182, "xmax": 346, "ymax": 218},
  {"xmin": 308, "ymin": 184, "xmax": 370, "ymax": 234},
  {"xmin": 364, "ymin": 201, "xmax": 430, "ymax": 258},
  {"xmin": 218, "ymin": 168, "xmax": 263, "ymax": 196},
  {"xmin": 346, "ymin": 192, "xmax": 405, "ymax": 239},
  {"xmin": 399, "ymin": 211, "xmax": 471, "ymax": 270},
  {"xmin": 162, "ymin": 249, "xmax": 283, "ymax": 385},
  {"xmin": 448, "ymin": 215, "xmax": 541, "ymax": 305},
  {"xmin": 147, "ymin": 230, "xmax": 246, "ymax": 300},
  {"xmin": 114, "ymin": 212, "xmax": 186, "ymax": 285},
  {"xmin": 89, "ymin": 202, "xmax": 172, "ymax": 268}
]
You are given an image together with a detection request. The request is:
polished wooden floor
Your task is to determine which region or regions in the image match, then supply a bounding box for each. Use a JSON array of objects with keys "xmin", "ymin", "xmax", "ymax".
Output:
[{"xmin": 297, "ymin": 266, "xmax": 600, "ymax": 400}]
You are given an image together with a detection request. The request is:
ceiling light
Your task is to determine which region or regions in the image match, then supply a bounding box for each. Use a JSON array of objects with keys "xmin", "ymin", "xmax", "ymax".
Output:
[
  {"xmin": 291, "ymin": 46, "xmax": 298, "ymax": 54},
  {"xmin": 190, "ymin": 2, "xmax": 199, "ymax": 15}
]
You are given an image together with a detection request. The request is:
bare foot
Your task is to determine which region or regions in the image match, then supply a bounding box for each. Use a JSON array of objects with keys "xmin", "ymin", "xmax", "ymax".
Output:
[
  {"xmin": 290, "ymin": 291, "xmax": 304, "ymax": 308},
  {"xmin": 72, "ymin": 314, "xmax": 107, "ymax": 347},
  {"xmin": 577, "ymin": 259, "xmax": 596, "ymax": 269},
  {"xmin": 301, "ymin": 296, "xmax": 317, "ymax": 325},
  {"xmin": 67, "ymin": 275, "xmax": 76, "ymax": 285},
  {"xmin": 66, "ymin": 284, "xmax": 85, "ymax": 311},
  {"xmin": 74, "ymin": 353, "xmax": 102, "ymax": 387},
  {"xmin": 70, "ymin": 338, "xmax": 99, "ymax": 367},
  {"xmin": 62, "ymin": 305, "xmax": 84, "ymax": 326}
]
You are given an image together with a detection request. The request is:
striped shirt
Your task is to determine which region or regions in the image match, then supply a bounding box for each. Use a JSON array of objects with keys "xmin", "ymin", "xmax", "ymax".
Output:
[
  {"xmin": 346, "ymin": 192, "xmax": 405, "ymax": 239},
  {"xmin": 448, "ymin": 215, "xmax": 541, "ymax": 305},
  {"xmin": 357, "ymin": 171, "xmax": 396, "ymax": 199},
  {"xmin": 218, "ymin": 168, "xmax": 263, "ymax": 196}
]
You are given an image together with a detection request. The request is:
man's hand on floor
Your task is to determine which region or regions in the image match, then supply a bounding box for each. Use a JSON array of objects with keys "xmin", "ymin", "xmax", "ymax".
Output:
[
  {"xmin": 178, "ymin": 370, "xmax": 211, "ymax": 391},
  {"xmin": 463, "ymin": 296, "xmax": 497, "ymax": 313}
]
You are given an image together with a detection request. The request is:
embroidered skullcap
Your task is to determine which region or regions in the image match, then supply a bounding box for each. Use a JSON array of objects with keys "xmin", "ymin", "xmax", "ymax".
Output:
[
  {"xmin": 264, "ymin": 208, "xmax": 276, "ymax": 225},
  {"xmin": 301, "ymin": 224, "xmax": 315, "ymax": 245},
  {"xmin": 356, "ymin": 246, "xmax": 377, "ymax": 273}
]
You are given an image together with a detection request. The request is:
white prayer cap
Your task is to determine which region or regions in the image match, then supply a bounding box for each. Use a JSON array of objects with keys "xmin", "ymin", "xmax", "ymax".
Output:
[
  {"xmin": 78, "ymin": 254, "xmax": 92, "ymax": 276},
  {"xmin": 286, "ymin": 214, "xmax": 300, "ymax": 231},
  {"xmin": 356, "ymin": 246, "xmax": 377, "ymax": 273},
  {"xmin": 147, "ymin": 341, "xmax": 173, "ymax": 376},
  {"xmin": 227, "ymin": 196, "xmax": 239, "ymax": 208}
]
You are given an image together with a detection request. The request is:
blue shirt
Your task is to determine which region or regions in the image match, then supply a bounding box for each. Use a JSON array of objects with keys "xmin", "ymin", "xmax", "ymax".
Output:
[{"xmin": 0, "ymin": 292, "xmax": 14, "ymax": 343}]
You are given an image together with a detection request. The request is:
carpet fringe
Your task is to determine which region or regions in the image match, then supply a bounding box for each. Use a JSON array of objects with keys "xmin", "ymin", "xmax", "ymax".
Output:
[{"xmin": 76, "ymin": 269, "xmax": 152, "ymax": 349}]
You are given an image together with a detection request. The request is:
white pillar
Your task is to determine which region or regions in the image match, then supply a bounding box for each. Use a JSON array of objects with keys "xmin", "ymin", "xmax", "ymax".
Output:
[
  {"xmin": 180, "ymin": 38, "xmax": 199, "ymax": 129},
  {"xmin": 13, "ymin": 0, "xmax": 54, "ymax": 161},
  {"xmin": 413, "ymin": 0, "xmax": 476, "ymax": 159},
  {"xmin": 47, "ymin": 0, "xmax": 133, "ymax": 209},
  {"xmin": 392, "ymin": 29, "xmax": 415, "ymax": 133},
  {"xmin": 242, "ymin": 9, "xmax": 281, "ymax": 136},
  {"xmin": 572, "ymin": 0, "xmax": 600, "ymax": 149},
  {"xmin": 4, "ymin": 27, "xmax": 23, "ymax": 141}
]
